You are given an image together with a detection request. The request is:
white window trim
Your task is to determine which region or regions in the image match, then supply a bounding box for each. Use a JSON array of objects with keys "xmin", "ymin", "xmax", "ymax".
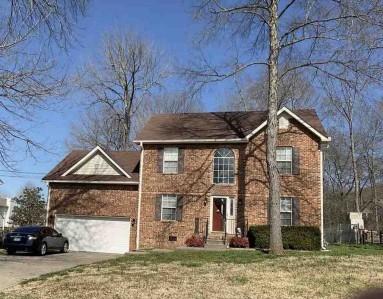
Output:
[
  {"xmin": 160, "ymin": 194, "xmax": 177, "ymax": 221},
  {"xmin": 280, "ymin": 197, "xmax": 293, "ymax": 226},
  {"xmin": 276, "ymin": 146, "xmax": 293, "ymax": 174},
  {"xmin": 163, "ymin": 147, "xmax": 179, "ymax": 174},
  {"xmin": 213, "ymin": 148, "xmax": 235, "ymax": 185},
  {"xmin": 209, "ymin": 196, "xmax": 233, "ymax": 233},
  {"xmin": 229, "ymin": 198, "xmax": 234, "ymax": 217}
]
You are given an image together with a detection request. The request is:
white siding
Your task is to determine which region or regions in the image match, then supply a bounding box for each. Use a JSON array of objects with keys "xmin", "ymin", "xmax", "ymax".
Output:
[
  {"xmin": 73, "ymin": 153, "xmax": 121, "ymax": 175},
  {"xmin": 55, "ymin": 216, "xmax": 130, "ymax": 254},
  {"xmin": 278, "ymin": 113, "xmax": 290, "ymax": 129},
  {"xmin": 0, "ymin": 198, "xmax": 14, "ymax": 228}
]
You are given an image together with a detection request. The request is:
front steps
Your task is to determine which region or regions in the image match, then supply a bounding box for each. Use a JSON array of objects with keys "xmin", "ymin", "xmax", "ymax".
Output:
[{"xmin": 205, "ymin": 232, "xmax": 227, "ymax": 249}]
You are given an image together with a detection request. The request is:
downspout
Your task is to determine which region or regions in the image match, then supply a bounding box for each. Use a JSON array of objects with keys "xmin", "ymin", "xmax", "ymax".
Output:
[
  {"xmin": 45, "ymin": 182, "xmax": 51, "ymax": 226},
  {"xmin": 320, "ymin": 148, "xmax": 325, "ymax": 250},
  {"xmin": 136, "ymin": 142, "xmax": 144, "ymax": 251}
]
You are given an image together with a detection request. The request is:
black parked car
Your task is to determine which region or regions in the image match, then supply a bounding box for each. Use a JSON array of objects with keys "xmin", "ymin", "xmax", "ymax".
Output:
[{"xmin": 3, "ymin": 226, "xmax": 69, "ymax": 256}]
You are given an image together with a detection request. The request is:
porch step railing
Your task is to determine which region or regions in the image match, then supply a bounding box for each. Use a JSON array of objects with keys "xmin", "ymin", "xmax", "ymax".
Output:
[
  {"xmin": 194, "ymin": 217, "xmax": 209, "ymax": 243},
  {"xmin": 194, "ymin": 217, "xmax": 248, "ymax": 245},
  {"xmin": 224, "ymin": 218, "xmax": 248, "ymax": 245}
]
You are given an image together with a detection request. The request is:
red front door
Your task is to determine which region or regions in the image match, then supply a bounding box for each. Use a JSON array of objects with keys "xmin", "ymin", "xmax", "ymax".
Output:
[{"xmin": 212, "ymin": 198, "xmax": 225, "ymax": 231}]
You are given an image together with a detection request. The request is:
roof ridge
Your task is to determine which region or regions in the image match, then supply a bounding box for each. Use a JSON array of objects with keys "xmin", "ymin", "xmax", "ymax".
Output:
[
  {"xmin": 135, "ymin": 107, "xmax": 328, "ymax": 142},
  {"xmin": 149, "ymin": 108, "xmax": 316, "ymax": 117}
]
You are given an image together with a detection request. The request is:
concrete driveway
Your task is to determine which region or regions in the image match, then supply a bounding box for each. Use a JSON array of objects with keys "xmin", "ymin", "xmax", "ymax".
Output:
[{"xmin": 0, "ymin": 251, "xmax": 119, "ymax": 290}]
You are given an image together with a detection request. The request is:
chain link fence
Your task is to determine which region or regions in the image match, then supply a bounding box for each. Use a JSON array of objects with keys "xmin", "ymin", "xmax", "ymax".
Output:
[{"xmin": 325, "ymin": 224, "xmax": 383, "ymax": 245}]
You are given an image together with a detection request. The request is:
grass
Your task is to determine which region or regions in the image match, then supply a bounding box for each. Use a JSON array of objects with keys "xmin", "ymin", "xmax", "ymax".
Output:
[{"xmin": 1, "ymin": 245, "xmax": 383, "ymax": 299}]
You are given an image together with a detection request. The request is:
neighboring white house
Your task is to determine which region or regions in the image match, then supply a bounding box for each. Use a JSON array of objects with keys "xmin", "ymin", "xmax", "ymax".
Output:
[{"xmin": 0, "ymin": 198, "xmax": 14, "ymax": 230}]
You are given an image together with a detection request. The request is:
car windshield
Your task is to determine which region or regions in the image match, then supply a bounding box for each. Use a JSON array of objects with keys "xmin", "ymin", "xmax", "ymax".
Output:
[{"xmin": 14, "ymin": 226, "xmax": 41, "ymax": 234}]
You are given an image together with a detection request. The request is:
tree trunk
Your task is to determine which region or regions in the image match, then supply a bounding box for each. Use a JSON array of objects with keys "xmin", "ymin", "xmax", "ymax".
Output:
[
  {"xmin": 349, "ymin": 121, "xmax": 360, "ymax": 212},
  {"xmin": 123, "ymin": 106, "xmax": 131, "ymax": 150},
  {"xmin": 372, "ymin": 172, "xmax": 379, "ymax": 231},
  {"xmin": 267, "ymin": 0, "xmax": 283, "ymax": 255},
  {"xmin": 367, "ymin": 153, "xmax": 379, "ymax": 230}
]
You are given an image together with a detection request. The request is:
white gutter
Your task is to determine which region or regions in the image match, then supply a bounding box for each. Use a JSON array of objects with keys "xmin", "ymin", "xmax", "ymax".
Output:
[
  {"xmin": 136, "ymin": 142, "xmax": 144, "ymax": 251},
  {"xmin": 320, "ymin": 149, "xmax": 325, "ymax": 249},
  {"xmin": 133, "ymin": 138, "xmax": 247, "ymax": 144},
  {"xmin": 43, "ymin": 180, "xmax": 139, "ymax": 185},
  {"xmin": 46, "ymin": 182, "xmax": 51, "ymax": 226}
]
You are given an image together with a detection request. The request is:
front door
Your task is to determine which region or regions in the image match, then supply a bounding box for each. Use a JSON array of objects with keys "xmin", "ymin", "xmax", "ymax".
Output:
[{"xmin": 212, "ymin": 198, "xmax": 226, "ymax": 231}]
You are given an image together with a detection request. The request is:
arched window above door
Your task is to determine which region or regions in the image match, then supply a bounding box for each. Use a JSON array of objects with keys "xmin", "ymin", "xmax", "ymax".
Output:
[{"xmin": 213, "ymin": 148, "xmax": 235, "ymax": 184}]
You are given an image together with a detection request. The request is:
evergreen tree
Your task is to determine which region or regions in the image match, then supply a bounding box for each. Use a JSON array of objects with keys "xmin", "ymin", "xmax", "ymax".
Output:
[{"xmin": 10, "ymin": 186, "xmax": 46, "ymax": 226}]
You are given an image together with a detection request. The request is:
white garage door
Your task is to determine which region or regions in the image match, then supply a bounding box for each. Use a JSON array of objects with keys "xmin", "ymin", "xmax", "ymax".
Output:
[{"xmin": 55, "ymin": 215, "xmax": 130, "ymax": 254}]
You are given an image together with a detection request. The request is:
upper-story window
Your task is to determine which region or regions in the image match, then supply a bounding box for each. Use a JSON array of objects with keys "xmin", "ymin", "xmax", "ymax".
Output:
[
  {"xmin": 276, "ymin": 147, "xmax": 292, "ymax": 174},
  {"xmin": 213, "ymin": 148, "xmax": 235, "ymax": 184},
  {"xmin": 163, "ymin": 147, "xmax": 179, "ymax": 174}
]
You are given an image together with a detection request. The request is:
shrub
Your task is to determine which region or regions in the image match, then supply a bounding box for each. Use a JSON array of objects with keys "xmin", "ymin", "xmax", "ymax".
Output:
[
  {"xmin": 229, "ymin": 236, "xmax": 249, "ymax": 248},
  {"xmin": 248, "ymin": 225, "xmax": 321, "ymax": 251},
  {"xmin": 248, "ymin": 225, "xmax": 269, "ymax": 249},
  {"xmin": 185, "ymin": 235, "xmax": 205, "ymax": 247}
]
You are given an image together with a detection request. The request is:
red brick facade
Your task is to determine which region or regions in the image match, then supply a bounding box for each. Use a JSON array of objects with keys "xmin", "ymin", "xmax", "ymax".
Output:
[
  {"xmin": 48, "ymin": 183, "xmax": 139, "ymax": 251},
  {"xmin": 47, "ymin": 119, "xmax": 323, "ymax": 251},
  {"xmin": 138, "ymin": 120, "xmax": 322, "ymax": 249}
]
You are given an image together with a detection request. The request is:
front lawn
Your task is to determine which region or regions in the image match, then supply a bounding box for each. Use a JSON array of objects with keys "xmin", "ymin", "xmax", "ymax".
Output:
[{"xmin": 1, "ymin": 245, "xmax": 383, "ymax": 299}]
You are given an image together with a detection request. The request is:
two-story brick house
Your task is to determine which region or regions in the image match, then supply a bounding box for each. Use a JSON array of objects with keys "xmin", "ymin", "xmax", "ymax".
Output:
[{"xmin": 43, "ymin": 107, "xmax": 330, "ymax": 253}]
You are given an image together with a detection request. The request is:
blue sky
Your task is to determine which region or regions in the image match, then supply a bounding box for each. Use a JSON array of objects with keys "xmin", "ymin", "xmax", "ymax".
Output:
[{"xmin": 0, "ymin": 0, "xmax": 232, "ymax": 198}]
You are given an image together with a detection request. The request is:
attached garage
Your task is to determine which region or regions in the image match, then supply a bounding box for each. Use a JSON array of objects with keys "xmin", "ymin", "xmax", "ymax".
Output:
[{"xmin": 55, "ymin": 215, "xmax": 131, "ymax": 254}]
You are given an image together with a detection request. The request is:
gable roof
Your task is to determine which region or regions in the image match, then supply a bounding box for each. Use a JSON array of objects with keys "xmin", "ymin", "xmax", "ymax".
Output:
[
  {"xmin": 134, "ymin": 107, "xmax": 330, "ymax": 143},
  {"xmin": 62, "ymin": 146, "xmax": 131, "ymax": 178},
  {"xmin": 43, "ymin": 148, "xmax": 140, "ymax": 184}
]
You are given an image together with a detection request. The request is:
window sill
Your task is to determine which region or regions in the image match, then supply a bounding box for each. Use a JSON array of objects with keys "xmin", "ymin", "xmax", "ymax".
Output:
[
  {"xmin": 213, "ymin": 183, "xmax": 236, "ymax": 186},
  {"xmin": 160, "ymin": 220, "xmax": 178, "ymax": 223}
]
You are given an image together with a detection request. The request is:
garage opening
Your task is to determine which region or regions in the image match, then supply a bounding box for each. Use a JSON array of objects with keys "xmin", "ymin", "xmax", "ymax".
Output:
[{"xmin": 54, "ymin": 215, "xmax": 130, "ymax": 254}]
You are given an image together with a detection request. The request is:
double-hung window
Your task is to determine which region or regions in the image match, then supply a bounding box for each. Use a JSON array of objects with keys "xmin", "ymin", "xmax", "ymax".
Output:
[
  {"xmin": 163, "ymin": 147, "xmax": 178, "ymax": 174},
  {"xmin": 161, "ymin": 195, "xmax": 177, "ymax": 221},
  {"xmin": 213, "ymin": 148, "xmax": 235, "ymax": 184},
  {"xmin": 276, "ymin": 147, "xmax": 292, "ymax": 174},
  {"xmin": 280, "ymin": 197, "xmax": 292, "ymax": 226}
]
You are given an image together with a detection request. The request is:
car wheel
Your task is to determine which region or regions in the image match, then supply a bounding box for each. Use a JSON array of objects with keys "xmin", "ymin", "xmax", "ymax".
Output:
[
  {"xmin": 39, "ymin": 242, "xmax": 47, "ymax": 256},
  {"xmin": 61, "ymin": 242, "xmax": 69, "ymax": 253},
  {"xmin": 6, "ymin": 249, "xmax": 15, "ymax": 255}
]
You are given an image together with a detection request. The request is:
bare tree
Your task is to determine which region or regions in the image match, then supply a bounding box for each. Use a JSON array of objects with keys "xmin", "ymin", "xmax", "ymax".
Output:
[
  {"xmin": 224, "ymin": 69, "xmax": 315, "ymax": 111},
  {"xmin": 359, "ymin": 104, "xmax": 383, "ymax": 229},
  {"xmin": 77, "ymin": 31, "xmax": 167, "ymax": 150},
  {"xmin": 67, "ymin": 91, "xmax": 202, "ymax": 150},
  {"xmin": 186, "ymin": 0, "xmax": 383, "ymax": 254},
  {"xmin": 324, "ymin": 128, "xmax": 354, "ymax": 198},
  {"xmin": 322, "ymin": 70, "xmax": 371, "ymax": 213},
  {"xmin": 325, "ymin": 102, "xmax": 383, "ymax": 233},
  {"xmin": 0, "ymin": 0, "xmax": 87, "ymax": 167},
  {"xmin": 67, "ymin": 106, "xmax": 127, "ymax": 150},
  {"xmin": 133, "ymin": 92, "xmax": 203, "ymax": 133}
]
